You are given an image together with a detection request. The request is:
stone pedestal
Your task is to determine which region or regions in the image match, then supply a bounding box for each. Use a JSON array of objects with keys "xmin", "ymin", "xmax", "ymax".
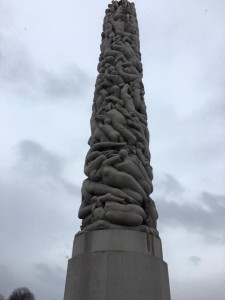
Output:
[{"xmin": 64, "ymin": 230, "xmax": 171, "ymax": 300}]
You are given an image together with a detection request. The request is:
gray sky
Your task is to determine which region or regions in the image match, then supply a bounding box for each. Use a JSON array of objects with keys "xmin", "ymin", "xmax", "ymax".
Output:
[{"xmin": 0, "ymin": 0, "xmax": 225, "ymax": 299}]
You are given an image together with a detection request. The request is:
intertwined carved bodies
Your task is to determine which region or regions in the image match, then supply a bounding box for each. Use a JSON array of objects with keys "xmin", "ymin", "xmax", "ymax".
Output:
[{"xmin": 78, "ymin": 0, "xmax": 158, "ymax": 234}]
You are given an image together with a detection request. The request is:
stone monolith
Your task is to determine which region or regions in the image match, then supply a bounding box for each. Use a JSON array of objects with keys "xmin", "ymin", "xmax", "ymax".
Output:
[{"xmin": 64, "ymin": 1, "xmax": 171, "ymax": 299}]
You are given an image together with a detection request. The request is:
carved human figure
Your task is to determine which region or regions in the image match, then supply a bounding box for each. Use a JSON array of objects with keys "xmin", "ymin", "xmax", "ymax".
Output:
[
  {"xmin": 94, "ymin": 89, "xmax": 109, "ymax": 111},
  {"xmin": 99, "ymin": 118, "xmax": 123, "ymax": 142},
  {"xmin": 96, "ymin": 109, "xmax": 137, "ymax": 146},
  {"xmin": 111, "ymin": 40, "xmax": 142, "ymax": 71},
  {"xmin": 104, "ymin": 66, "xmax": 124, "ymax": 85},
  {"xmin": 78, "ymin": 0, "xmax": 157, "ymax": 234},
  {"xmin": 99, "ymin": 153, "xmax": 148, "ymax": 203},
  {"xmin": 114, "ymin": 149, "xmax": 152, "ymax": 195},
  {"xmin": 132, "ymin": 83, "xmax": 147, "ymax": 115},
  {"xmin": 84, "ymin": 151, "xmax": 106, "ymax": 177},
  {"xmin": 116, "ymin": 62, "xmax": 140, "ymax": 84},
  {"xmin": 89, "ymin": 122, "xmax": 110, "ymax": 146},
  {"xmin": 81, "ymin": 179, "xmax": 139, "ymax": 205}
]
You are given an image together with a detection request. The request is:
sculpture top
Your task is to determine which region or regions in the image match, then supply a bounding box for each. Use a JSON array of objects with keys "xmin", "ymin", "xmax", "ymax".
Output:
[{"xmin": 78, "ymin": 0, "xmax": 158, "ymax": 236}]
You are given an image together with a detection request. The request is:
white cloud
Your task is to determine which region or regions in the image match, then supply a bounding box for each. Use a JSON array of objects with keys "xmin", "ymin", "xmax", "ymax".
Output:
[{"xmin": 0, "ymin": 140, "xmax": 80, "ymax": 299}]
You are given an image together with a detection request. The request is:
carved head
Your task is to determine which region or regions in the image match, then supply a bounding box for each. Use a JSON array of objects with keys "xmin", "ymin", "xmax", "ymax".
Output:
[
  {"xmin": 109, "ymin": 4, "xmax": 115, "ymax": 12},
  {"xmin": 108, "ymin": 66, "xmax": 115, "ymax": 73},
  {"xmin": 104, "ymin": 117, "xmax": 112, "ymax": 125},
  {"xmin": 133, "ymin": 82, "xmax": 141, "ymax": 89},
  {"xmin": 136, "ymin": 142, "xmax": 144, "ymax": 150},
  {"xmin": 111, "ymin": 70, "xmax": 118, "ymax": 75},
  {"xmin": 89, "ymin": 170, "xmax": 101, "ymax": 182},
  {"xmin": 105, "ymin": 63, "xmax": 111, "ymax": 69},
  {"xmin": 119, "ymin": 149, "xmax": 128, "ymax": 159}
]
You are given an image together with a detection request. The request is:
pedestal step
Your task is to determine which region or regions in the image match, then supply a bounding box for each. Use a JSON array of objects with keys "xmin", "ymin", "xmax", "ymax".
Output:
[{"xmin": 64, "ymin": 230, "xmax": 171, "ymax": 300}]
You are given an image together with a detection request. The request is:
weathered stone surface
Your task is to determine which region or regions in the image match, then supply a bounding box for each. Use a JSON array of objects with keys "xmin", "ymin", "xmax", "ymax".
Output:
[
  {"xmin": 72, "ymin": 229, "xmax": 163, "ymax": 258},
  {"xmin": 64, "ymin": 1, "xmax": 171, "ymax": 299},
  {"xmin": 78, "ymin": 0, "xmax": 158, "ymax": 232},
  {"xmin": 64, "ymin": 230, "xmax": 171, "ymax": 300}
]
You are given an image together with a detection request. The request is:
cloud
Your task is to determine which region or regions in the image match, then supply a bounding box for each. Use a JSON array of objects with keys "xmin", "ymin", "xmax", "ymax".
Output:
[
  {"xmin": 15, "ymin": 140, "xmax": 79, "ymax": 195},
  {"xmin": 36, "ymin": 263, "xmax": 65, "ymax": 286},
  {"xmin": 0, "ymin": 263, "xmax": 65, "ymax": 300},
  {"xmin": 0, "ymin": 140, "xmax": 81, "ymax": 300},
  {"xmin": 189, "ymin": 256, "xmax": 201, "ymax": 266},
  {"xmin": 142, "ymin": 0, "xmax": 225, "ymax": 195},
  {"xmin": 155, "ymin": 174, "xmax": 225, "ymax": 244},
  {"xmin": 172, "ymin": 276, "xmax": 225, "ymax": 300},
  {"xmin": 0, "ymin": 265, "xmax": 16, "ymax": 297},
  {"xmin": 0, "ymin": 139, "xmax": 80, "ymax": 247},
  {"xmin": 33, "ymin": 263, "xmax": 65, "ymax": 299},
  {"xmin": 0, "ymin": 179, "xmax": 71, "ymax": 299},
  {"xmin": 154, "ymin": 173, "xmax": 185, "ymax": 196},
  {"xmin": 16, "ymin": 140, "xmax": 63, "ymax": 177},
  {"xmin": 0, "ymin": 33, "xmax": 91, "ymax": 102},
  {"xmin": 0, "ymin": 140, "xmax": 82, "ymax": 300},
  {"xmin": 41, "ymin": 66, "xmax": 90, "ymax": 99}
]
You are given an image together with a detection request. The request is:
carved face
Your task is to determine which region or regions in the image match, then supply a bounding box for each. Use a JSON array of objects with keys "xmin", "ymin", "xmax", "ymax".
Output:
[{"xmin": 108, "ymin": 4, "xmax": 115, "ymax": 13}]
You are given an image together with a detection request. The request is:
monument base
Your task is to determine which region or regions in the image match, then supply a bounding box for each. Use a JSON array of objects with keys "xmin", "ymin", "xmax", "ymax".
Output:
[{"xmin": 64, "ymin": 230, "xmax": 171, "ymax": 300}]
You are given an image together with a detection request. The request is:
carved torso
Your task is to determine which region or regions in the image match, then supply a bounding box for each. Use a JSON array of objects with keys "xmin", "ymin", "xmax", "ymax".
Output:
[{"xmin": 78, "ymin": 0, "xmax": 158, "ymax": 235}]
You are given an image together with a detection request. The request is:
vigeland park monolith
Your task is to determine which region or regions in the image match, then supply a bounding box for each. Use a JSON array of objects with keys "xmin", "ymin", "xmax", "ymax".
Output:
[{"xmin": 64, "ymin": 1, "xmax": 171, "ymax": 299}]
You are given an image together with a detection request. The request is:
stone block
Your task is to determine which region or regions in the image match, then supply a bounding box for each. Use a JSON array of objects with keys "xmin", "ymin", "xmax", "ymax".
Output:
[{"xmin": 64, "ymin": 230, "xmax": 170, "ymax": 300}]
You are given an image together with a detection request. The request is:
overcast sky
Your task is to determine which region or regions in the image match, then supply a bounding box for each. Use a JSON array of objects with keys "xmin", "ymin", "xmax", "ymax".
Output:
[{"xmin": 0, "ymin": 0, "xmax": 225, "ymax": 299}]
